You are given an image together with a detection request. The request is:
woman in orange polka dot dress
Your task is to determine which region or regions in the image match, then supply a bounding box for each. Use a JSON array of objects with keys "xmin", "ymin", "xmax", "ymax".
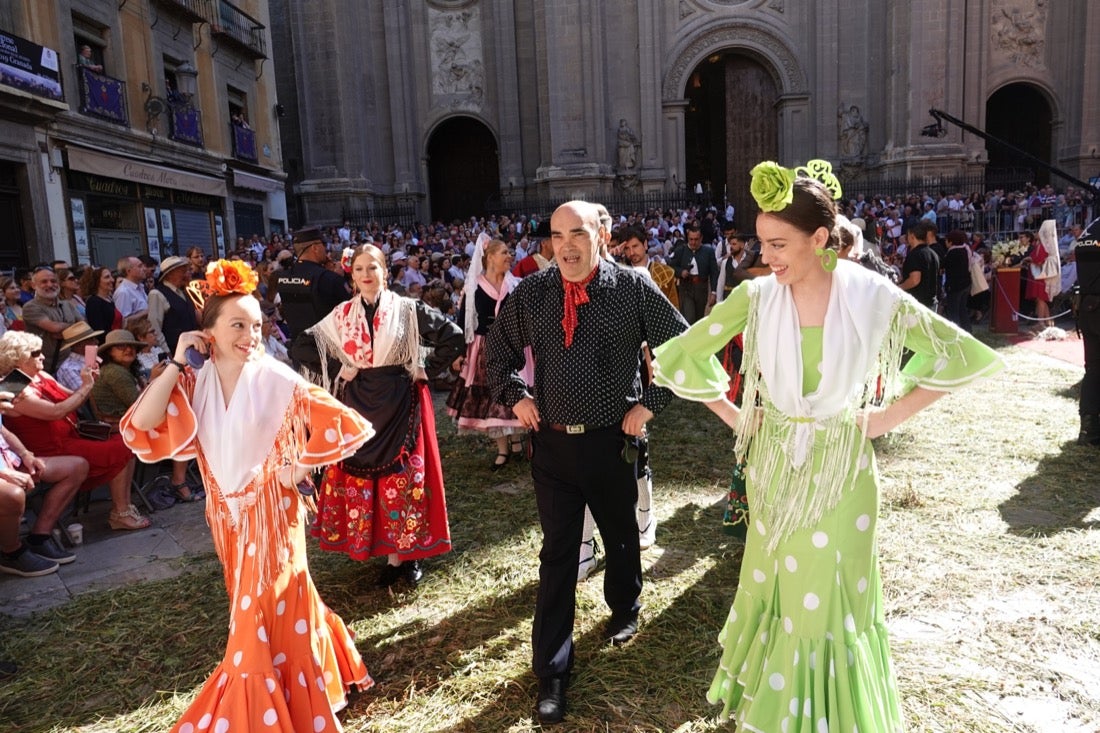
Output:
[{"xmin": 123, "ymin": 261, "xmax": 375, "ymax": 733}]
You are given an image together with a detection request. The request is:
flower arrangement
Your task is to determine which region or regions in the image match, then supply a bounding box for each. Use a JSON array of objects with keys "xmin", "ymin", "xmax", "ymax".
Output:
[
  {"xmin": 990, "ymin": 239, "xmax": 1026, "ymax": 268},
  {"xmin": 749, "ymin": 159, "xmax": 842, "ymax": 212},
  {"xmin": 186, "ymin": 259, "xmax": 259, "ymax": 308}
]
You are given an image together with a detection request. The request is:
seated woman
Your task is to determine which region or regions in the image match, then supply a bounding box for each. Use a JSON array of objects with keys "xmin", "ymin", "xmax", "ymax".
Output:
[
  {"xmin": 0, "ymin": 414, "xmax": 88, "ymax": 575},
  {"xmin": 80, "ymin": 266, "xmax": 124, "ymax": 337},
  {"xmin": 0, "ymin": 331, "xmax": 147, "ymax": 531},
  {"xmin": 0, "ymin": 277, "xmax": 24, "ymax": 332},
  {"xmin": 89, "ymin": 329, "xmax": 145, "ymax": 425},
  {"xmin": 54, "ymin": 322, "xmax": 105, "ymax": 391},
  {"xmin": 126, "ymin": 315, "xmax": 167, "ymax": 381},
  {"xmin": 93, "ymin": 328, "xmax": 200, "ymax": 504},
  {"xmin": 57, "ymin": 268, "xmax": 86, "ymax": 320}
]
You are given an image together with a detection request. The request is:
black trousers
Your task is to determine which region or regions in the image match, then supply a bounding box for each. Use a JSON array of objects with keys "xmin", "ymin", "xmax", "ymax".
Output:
[
  {"xmin": 677, "ymin": 280, "xmax": 710, "ymax": 324},
  {"xmin": 1080, "ymin": 303, "xmax": 1100, "ymax": 416},
  {"xmin": 529, "ymin": 425, "xmax": 641, "ymax": 679}
]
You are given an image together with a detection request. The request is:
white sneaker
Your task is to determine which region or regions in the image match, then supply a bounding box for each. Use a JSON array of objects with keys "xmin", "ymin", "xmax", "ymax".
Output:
[
  {"xmin": 577, "ymin": 538, "xmax": 598, "ymax": 581},
  {"xmin": 638, "ymin": 517, "xmax": 656, "ymax": 550}
]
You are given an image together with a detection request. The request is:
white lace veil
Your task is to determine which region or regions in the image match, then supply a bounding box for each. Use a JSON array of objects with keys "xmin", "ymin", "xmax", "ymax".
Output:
[{"xmin": 463, "ymin": 231, "xmax": 491, "ymax": 343}]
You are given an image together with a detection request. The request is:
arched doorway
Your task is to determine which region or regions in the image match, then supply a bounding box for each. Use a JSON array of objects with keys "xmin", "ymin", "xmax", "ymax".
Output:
[
  {"xmin": 427, "ymin": 116, "xmax": 499, "ymax": 223},
  {"xmin": 985, "ymin": 84, "xmax": 1053, "ymax": 185},
  {"xmin": 684, "ymin": 52, "xmax": 778, "ymax": 231}
]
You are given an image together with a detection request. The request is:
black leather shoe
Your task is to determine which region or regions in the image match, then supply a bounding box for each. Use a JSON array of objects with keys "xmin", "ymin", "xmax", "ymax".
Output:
[
  {"xmin": 402, "ymin": 560, "xmax": 423, "ymax": 586},
  {"xmin": 536, "ymin": 674, "xmax": 567, "ymax": 724},
  {"xmin": 376, "ymin": 563, "xmax": 403, "ymax": 588},
  {"xmin": 603, "ymin": 608, "xmax": 639, "ymax": 646}
]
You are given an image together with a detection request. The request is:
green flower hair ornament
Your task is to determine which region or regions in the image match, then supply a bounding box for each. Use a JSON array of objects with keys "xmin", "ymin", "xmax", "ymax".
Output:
[{"xmin": 749, "ymin": 159, "xmax": 843, "ymax": 212}]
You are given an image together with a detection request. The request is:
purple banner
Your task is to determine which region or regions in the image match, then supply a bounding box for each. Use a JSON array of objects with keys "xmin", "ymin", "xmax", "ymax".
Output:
[{"xmin": 78, "ymin": 65, "xmax": 128, "ymax": 125}]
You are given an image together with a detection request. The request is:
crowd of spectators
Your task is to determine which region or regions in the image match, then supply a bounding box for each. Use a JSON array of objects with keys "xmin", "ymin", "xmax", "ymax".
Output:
[{"xmin": 0, "ymin": 179, "xmax": 1092, "ymax": 582}]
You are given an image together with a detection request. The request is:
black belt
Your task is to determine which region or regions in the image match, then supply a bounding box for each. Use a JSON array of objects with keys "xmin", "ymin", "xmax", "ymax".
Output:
[
  {"xmin": 684, "ymin": 276, "xmax": 707, "ymax": 284},
  {"xmin": 544, "ymin": 422, "xmax": 615, "ymax": 435}
]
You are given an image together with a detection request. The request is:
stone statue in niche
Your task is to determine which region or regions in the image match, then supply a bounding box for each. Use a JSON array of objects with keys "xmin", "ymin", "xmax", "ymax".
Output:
[
  {"xmin": 616, "ymin": 118, "xmax": 639, "ymax": 171},
  {"xmin": 838, "ymin": 104, "xmax": 869, "ymax": 158}
]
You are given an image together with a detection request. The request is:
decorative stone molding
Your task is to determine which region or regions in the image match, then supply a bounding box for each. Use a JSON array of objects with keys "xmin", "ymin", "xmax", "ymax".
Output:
[
  {"xmin": 991, "ymin": 0, "xmax": 1047, "ymax": 69},
  {"xmin": 429, "ymin": 4, "xmax": 485, "ymax": 104},
  {"xmin": 663, "ymin": 23, "xmax": 806, "ymax": 100},
  {"xmin": 679, "ymin": 1, "xmax": 696, "ymax": 20}
]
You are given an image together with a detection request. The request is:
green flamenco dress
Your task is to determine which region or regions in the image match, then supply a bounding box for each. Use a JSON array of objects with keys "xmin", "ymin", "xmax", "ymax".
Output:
[{"xmin": 652, "ymin": 273, "xmax": 1002, "ymax": 732}]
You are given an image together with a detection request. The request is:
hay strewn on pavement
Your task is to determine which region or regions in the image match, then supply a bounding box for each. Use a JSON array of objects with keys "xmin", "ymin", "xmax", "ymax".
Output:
[{"xmin": 0, "ymin": 338, "xmax": 1097, "ymax": 732}]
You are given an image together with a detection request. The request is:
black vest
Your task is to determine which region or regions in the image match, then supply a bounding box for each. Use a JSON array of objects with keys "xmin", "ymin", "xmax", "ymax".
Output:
[
  {"xmin": 276, "ymin": 260, "xmax": 327, "ymax": 337},
  {"xmin": 155, "ymin": 283, "xmax": 198, "ymax": 353}
]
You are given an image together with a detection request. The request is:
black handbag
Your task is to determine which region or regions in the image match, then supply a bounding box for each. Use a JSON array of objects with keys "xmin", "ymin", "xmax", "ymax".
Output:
[{"xmin": 74, "ymin": 419, "xmax": 113, "ymax": 441}]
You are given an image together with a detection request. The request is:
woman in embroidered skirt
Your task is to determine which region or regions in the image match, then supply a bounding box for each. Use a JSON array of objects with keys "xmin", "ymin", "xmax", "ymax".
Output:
[
  {"xmin": 123, "ymin": 261, "xmax": 374, "ymax": 732},
  {"xmin": 446, "ymin": 236, "xmax": 531, "ymax": 469},
  {"xmin": 652, "ymin": 160, "xmax": 1003, "ymax": 732},
  {"xmin": 293, "ymin": 244, "xmax": 464, "ymax": 588}
]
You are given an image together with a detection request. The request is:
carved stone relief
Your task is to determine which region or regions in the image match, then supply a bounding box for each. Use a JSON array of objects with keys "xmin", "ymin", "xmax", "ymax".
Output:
[
  {"xmin": 663, "ymin": 25, "xmax": 805, "ymax": 101},
  {"xmin": 428, "ymin": 5, "xmax": 485, "ymax": 104},
  {"xmin": 991, "ymin": 0, "xmax": 1048, "ymax": 69}
]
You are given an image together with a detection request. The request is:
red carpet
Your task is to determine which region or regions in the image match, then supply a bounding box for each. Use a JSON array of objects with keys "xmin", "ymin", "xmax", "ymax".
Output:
[{"xmin": 1006, "ymin": 330, "xmax": 1085, "ymax": 368}]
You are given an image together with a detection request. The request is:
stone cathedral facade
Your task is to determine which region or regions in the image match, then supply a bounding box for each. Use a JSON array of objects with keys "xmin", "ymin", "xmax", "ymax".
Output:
[{"xmin": 270, "ymin": 0, "xmax": 1098, "ymax": 226}]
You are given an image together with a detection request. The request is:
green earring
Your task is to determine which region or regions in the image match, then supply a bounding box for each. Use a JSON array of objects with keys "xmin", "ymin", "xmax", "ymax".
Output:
[{"xmin": 815, "ymin": 247, "xmax": 838, "ymax": 272}]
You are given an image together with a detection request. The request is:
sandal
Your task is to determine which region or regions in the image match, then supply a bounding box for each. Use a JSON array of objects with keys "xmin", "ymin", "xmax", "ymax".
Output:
[
  {"xmin": 491, "ymin": 451, "xmax": 509, "ymax": 472},
  {"xmin": 109, "ymin": 504, "xmax": 151, "ymax": 531},
  {"xmin": 168, "ymin": 482, "xmax": 200, "ymax": 503}
]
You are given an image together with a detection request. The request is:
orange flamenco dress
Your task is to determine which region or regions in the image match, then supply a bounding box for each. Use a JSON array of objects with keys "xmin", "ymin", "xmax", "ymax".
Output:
[{"xmin": 120, "ymin": 357, "xmax": 375, "ymax": 733}]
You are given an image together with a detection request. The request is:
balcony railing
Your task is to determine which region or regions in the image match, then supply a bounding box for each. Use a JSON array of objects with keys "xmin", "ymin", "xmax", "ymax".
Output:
[
  {"xmin": 76, "ymin": 65, "xmax": 129, "ymax": 127},
  {"xmin": 211, "ymin": 1, "xmax": 267, "ymax": 59},
  {"xmin": 152, "ymin": 0, "xmax": 213, "ymax": 24},
  {"xmin": 231, "ymin": 123, "xmax": 257, "ymax": 162},
  {"xmin": 169, "ymin": 103, "xmax": 204, "ymax": 147}
]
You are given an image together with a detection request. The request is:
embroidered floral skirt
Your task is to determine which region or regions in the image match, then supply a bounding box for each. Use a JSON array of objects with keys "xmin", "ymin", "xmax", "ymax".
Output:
[{"xmin": 312, "ymin": 383, "xmax": 451, "ymax": 562}]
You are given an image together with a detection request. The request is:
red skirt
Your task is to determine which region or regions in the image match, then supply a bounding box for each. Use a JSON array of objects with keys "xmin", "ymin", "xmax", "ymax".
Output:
[{"xmin": 311, "ymin": 383, "xmax": 451, "ymax": 562}]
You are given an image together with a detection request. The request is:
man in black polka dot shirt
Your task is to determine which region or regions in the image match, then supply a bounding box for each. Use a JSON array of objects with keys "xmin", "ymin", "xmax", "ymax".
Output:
[{"xmin": 486, "ymin": 200, "xmax": 688, "ymax": 724}]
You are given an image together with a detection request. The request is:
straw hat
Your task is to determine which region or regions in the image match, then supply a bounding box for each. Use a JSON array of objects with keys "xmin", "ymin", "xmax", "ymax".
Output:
[
  {"xmin": 157, "ymin": 256, "xmax": 189, "ymax": 281},
  {"xmin": 59, "ymin": 322, "xmax": 105, "ymax": 351},
  {"xmin": 98, "ymin": 329, "xmax": 145, "ymax": 355}
]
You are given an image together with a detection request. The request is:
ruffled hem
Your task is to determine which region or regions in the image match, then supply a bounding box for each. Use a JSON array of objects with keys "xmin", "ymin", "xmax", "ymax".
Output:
[
  {"xmin": 171, "ymin": 664, "xmax": 372, "ymax": 733},
  {"xmin": 706, "ymin": 590, "xmax": 903, "ymax": 732},
  {"xmin": 172, "ymin": 609, "xmax": 372, "ymax": 733}
]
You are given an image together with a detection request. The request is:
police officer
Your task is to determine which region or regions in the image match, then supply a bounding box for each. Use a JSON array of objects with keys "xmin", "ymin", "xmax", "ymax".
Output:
[
  {"xmin": 275, "ymin": 226, "xmax": 348, "ymax": 337},
  {"xmin": 1075, "ymin": 221, "xmax": 1100, "ymax": 445}
]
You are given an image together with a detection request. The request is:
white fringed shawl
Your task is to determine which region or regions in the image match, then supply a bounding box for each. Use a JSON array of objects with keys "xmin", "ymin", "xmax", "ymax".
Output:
[
  {"xmin": 305, "ymin": 289, "xmax": 421, "ymax": 391},
  {"xmin": 735, "ymin": 260, "xmax": 906, "ymax": 551}
]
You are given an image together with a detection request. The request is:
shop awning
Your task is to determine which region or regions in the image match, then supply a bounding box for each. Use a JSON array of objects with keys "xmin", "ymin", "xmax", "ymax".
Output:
[
  {"xmin": 67, "ymin": 146, "xmax": 227, "ymax": 197},
  {"xmin": 233, "ymin": 169, "xmax": 283, "ymax": 193}
]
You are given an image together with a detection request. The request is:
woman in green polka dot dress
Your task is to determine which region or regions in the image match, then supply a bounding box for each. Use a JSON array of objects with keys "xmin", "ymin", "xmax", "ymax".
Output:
[{"xmin": 652, "ymin": 160, "xmax": 1003, "ymax": 732}]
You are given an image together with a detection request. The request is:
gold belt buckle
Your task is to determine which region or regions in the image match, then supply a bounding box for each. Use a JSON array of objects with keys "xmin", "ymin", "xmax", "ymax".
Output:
[{"xmin": 565, "ymin": 424, "xmax": 585, "ymax": 435}]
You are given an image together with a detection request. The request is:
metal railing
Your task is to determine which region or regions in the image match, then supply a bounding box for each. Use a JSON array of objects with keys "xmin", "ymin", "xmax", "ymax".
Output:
[
  {"xmin": 485, "ymin": 186, "xmax": 696, "ymax": 220},
  {"xmin": 152, "ymin": 0, "xmax": 213, "ymax": 23},
  {"xmin": 230, "ymin": 123, "xmax": 257, "ymax": 162},
  {"xmin": 75, "ymin": 65, "xmax": 128, "ymax": 126},
  {"xmin": 169, "ymin": 104, "xmax": 204, "ymax": 147},
  {"xmin": 343, "ymin": 200, "xmax": 420, "ymax": 230},
  {"xmin": 212, "ymin": 0, "xmax": 267, "ymax": 58}
]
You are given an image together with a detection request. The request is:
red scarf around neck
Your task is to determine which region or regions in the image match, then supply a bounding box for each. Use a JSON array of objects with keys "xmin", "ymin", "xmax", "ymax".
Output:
[{"xmin": 561, "ymin": 265, "xmax": 598, "ymax": 348}]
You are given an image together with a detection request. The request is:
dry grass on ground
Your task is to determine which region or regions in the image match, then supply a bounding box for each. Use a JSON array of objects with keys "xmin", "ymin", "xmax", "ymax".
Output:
[{"xmin": 0, "ymin": 341, "xmax": 1098, "ymax": 732}]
